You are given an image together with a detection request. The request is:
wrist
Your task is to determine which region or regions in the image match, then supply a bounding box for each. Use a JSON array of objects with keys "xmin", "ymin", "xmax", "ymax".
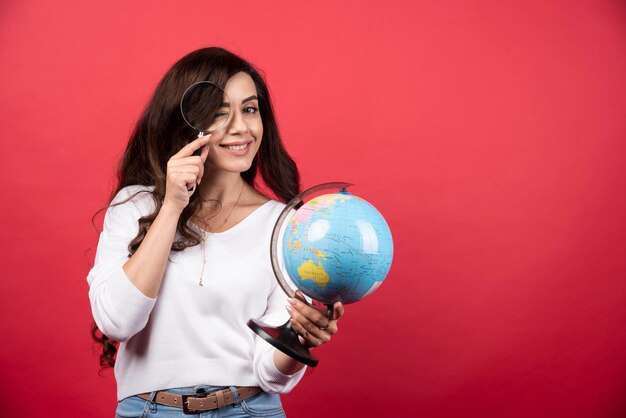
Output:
[
  {"xmin": 159, "ymin": 201, "xmax": 185, "ymax": 220},
  {"xmin": 273, "ymin": 349, "xmax": 306, "ymax": 375}
]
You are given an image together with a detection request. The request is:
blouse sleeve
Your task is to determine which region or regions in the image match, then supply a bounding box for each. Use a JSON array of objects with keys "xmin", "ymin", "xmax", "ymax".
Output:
[
  {"xmin": 87, "ymin": 186, "xmax": 157, "ymax": 342},
  {"xmin": 252, "ymin": 203, "xmax": 307, "ymax": 393},
  {"xmin": 252, "ymin": 279, "xmax": 307, "ymax": 393}
]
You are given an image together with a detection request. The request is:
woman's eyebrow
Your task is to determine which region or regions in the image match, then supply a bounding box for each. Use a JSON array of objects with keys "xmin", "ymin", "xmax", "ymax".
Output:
[
  {"xmin": 219, "ymin": 95, "xmax": 258, "ymax": 107},
  {"xmin": 242, "ymin": 95, "xmax": 259, "ymax": 103}
]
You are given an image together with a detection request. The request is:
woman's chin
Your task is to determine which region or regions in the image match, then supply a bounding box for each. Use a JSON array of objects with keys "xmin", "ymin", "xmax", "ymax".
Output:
[{"xmin": 206, "ymin": 159, "xmax": 254, "ymax": 174}]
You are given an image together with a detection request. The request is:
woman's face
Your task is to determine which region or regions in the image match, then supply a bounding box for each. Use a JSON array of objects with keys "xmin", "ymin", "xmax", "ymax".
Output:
[{"xmin": 204, "ymin": 71, "xmax": 263, "ymax": 174}]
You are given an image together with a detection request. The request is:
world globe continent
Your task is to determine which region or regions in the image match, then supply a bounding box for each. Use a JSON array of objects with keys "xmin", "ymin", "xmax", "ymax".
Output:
[{"xmin": 282, "ymin": 192, "xmax": 393, "ymax": 305}]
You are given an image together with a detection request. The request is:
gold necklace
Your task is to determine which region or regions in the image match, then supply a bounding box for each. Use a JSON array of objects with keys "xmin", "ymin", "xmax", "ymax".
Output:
[{"xmin": 198, "ymin": 179, "xmax": 245, "ymax": 286}]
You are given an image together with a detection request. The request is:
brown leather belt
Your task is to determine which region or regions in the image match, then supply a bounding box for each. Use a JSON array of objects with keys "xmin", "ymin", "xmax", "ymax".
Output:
[{"xmin": 137, "ymin": 386, "xmax": 262, "ymax": 414}]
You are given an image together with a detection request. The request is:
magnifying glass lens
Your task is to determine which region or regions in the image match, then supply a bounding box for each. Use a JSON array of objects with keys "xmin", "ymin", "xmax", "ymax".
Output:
[{"xmin": 180, "ymin": 81, "xmax": 231, "ymax": 137}]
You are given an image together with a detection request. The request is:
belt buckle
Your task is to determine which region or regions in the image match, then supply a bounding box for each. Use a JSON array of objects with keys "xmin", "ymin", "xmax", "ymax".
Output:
[{"xmin": 181, "ymin": 393, "xmax": 206, "ymax": 415}]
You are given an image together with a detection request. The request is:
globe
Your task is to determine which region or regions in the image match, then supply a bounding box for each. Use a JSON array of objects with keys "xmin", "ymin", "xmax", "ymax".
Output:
[
  {"xmin": 281, "ymin": 191, "xmax": 393, "ymax": 305},
  {"xmin": 248, "ymin": 182, "xmax": 393, "ymax": 367}
]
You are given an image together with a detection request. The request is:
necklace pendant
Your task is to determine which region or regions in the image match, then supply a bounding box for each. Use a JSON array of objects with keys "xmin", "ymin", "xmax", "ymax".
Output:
[{"xmin": 199, "ymin": 277, "xmax": 203, "ymax": 286}]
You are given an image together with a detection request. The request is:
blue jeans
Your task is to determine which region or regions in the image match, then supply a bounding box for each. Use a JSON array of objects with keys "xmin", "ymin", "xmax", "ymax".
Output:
[{"xmin": 115, "ymin": 385, "xmax": 286, "ymax": 418}]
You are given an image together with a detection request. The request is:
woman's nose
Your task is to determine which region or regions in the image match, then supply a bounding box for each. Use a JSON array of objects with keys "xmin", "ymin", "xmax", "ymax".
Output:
[{"xmin": 227, "ymin": 108, "xmax": 249, "ymax": 135}]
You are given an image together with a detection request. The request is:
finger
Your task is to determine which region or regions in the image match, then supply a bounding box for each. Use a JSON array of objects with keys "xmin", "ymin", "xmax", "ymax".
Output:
[
  {"xmin": 168, "ymin": 155, "xmax": 205, "ymax": 184},
  {"xmin": 172, "ymin": 134, "xmax": 212, "ymax": 159},
  {"xmin": 198, "ymin": 147, "xmax": 207, "ymax": 182},
  {"xmin": 287, "ymin": 302, "xmax": 332, "ymax": 342},
  {"xmin": 290, "ymin": 318, "xmax": 325, "ymax": 348},
  {"xmin": 169, "ymin": 169, "xmax": 200, "ymax": 181},
  {"xmin": 294, "ymin": 290, "xmax": 333, "ymax": 321},
  {"xmin": 200, "ymin": 144, "xmax": 210, "ymax": 163},
  {"xmin": 331, "ymin": 302, "xmax": 345, "ymax": 321},
  {"xmin": 289, "ymin": 297, "xmax": 331, "ymax": 329},
  {"xmin": 169, "ymin": 172, "xmax": 199, "ymax": 190},
  {"xmin": 168, "ymin": 156, "xmax": 203, "ymax": 167},
  {"xmin": 169, "ymin": 167, "xmax": 200, "ymax": 175}
]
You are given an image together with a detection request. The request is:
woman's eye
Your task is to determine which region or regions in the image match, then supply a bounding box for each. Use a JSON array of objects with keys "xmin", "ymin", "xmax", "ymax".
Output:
[
  {"xmin": 244, "ymin": 106, "xmax": 259, "ymax": 114},
  {"xmin": 215, "ymin": 112, "xmax": 228, "ymax": 118}
]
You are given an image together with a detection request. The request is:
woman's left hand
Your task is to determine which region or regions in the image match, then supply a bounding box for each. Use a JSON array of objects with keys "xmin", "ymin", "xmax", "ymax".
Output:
[{"xmin": 286, "ymin": 290, "xmax": 345, "ymax": 348}]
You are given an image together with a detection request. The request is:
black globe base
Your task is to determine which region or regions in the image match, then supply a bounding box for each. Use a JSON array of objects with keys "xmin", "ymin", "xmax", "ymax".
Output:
[{"xmin": 247, "ymin": 318, "xmax": 319, "ymax": 367}]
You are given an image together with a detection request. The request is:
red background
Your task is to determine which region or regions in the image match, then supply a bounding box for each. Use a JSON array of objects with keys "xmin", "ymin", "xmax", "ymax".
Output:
[{"xmin": 1, "ymin": 1, "xmax": 626, "ymax": 417}]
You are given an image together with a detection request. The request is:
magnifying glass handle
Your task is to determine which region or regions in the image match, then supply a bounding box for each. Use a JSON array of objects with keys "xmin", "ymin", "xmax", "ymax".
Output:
[
  {"xmin": 187, "ymin": 130, "xmax": 206, "ymax": 196},
  {"xmin": 192, "ymin": 131, "xmax": 205, "ymax": 157}
]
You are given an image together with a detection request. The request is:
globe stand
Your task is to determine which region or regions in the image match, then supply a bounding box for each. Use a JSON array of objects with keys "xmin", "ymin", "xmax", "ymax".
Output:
[
  {"xmin": 247, "ymin": 318, "xmax": 319, "ymax": 367},
  {"xmin": 248, "ymin": 182, "xmax": 354, "ymax": 368}
]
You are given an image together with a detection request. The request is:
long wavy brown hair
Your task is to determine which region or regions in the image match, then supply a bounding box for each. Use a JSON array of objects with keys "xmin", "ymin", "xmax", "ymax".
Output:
[{"xmin": 91, "ymin": 47, "xmax": 300, "ymax": 369}]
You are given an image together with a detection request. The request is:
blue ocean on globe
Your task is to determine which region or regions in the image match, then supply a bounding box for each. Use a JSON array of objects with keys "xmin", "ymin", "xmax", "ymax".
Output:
[{"xmin": 281, "ymin": 191, "xmax": 393, "ymax": 305}]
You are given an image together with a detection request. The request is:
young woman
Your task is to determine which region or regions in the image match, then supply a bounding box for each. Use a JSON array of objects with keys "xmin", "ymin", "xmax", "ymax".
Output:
[{"xmin": 88, "ymin": 47, "xmax": 344, "ymax": 417}]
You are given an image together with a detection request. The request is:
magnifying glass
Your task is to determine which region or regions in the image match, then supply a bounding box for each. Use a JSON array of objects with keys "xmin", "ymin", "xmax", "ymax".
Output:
[
  {"xmin": 180, "ymin": 81, "xmax": 232, "ymax": 194},
  {"xmin": 180, "ymin": 81, "xmax": 232, "ymax": 138}
]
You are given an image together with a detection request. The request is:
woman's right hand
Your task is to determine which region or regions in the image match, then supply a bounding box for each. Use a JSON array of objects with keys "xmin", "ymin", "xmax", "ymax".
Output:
[{"xmin": 163, "ymin": 134, "xmax": 211, "ymax": 213}]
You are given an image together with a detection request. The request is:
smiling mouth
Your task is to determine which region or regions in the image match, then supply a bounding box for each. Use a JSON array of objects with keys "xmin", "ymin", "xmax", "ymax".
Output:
[{"xmin": 220, "ymin": 143, "xmax": 251, "ymax": 151}]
